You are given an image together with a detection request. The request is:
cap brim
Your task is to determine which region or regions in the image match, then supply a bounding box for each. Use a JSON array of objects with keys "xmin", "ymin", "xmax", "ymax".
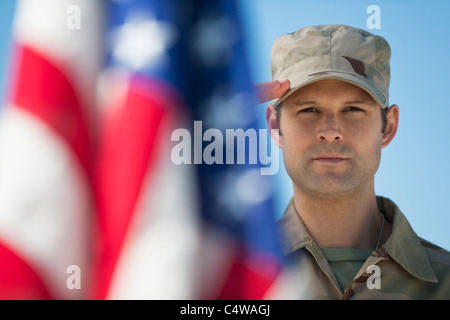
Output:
[{"xmin": 273, "ymin": 71, "xmax": 388, "ymax": 109}]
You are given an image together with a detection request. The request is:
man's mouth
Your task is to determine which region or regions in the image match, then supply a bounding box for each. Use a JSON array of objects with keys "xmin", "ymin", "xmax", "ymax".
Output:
[{"xmin": 313, "ymin": 154, "xmax": 349, "ymax": 164}]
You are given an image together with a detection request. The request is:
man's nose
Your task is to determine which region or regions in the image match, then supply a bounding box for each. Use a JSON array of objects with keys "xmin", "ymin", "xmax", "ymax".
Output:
[{"xmin": 316, "ymin": 115, "xmax": 343, "ymax": 143}]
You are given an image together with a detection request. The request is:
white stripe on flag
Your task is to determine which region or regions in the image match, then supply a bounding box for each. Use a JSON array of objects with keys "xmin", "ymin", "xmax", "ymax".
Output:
[
  {"xmin": 106, "ymin": 113, "xmax": 202, "ymax": 299},
  {"xmin": 0, "ymin": 107, "xmax": 92, "ymax": 299}
]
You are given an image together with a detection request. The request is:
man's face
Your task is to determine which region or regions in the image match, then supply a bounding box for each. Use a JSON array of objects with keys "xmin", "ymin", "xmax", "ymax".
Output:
[{"xmin": 277, "ymin": 79, "xmax": 389, "ymax": 199}]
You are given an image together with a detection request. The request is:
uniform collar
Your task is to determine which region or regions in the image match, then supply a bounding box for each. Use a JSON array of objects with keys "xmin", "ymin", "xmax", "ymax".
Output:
[
  {"xmin": 377, "ymin": 196, "xmax": 437, "ymax": 282},
  {"xmin": 278, "ymin": 196, "xmax": 437, "ymax": 283}
]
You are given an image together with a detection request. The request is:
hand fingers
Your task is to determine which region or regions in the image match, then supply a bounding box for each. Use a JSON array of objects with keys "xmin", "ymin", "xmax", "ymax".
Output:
[{"xmin": 255, "ymin": 79, "xmax": 290, "ymax": 103}]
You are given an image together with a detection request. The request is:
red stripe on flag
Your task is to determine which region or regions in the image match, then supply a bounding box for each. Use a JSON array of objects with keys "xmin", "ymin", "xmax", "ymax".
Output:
[
  {"xmin": 217, "ymin": 247, "xmax": 281, "ymax": 300},
  {"xmin": 10, "ymin": 45, "xmax": 91, "ymax": 174},
  {"xmin": 91, "ymin": 76, "xmax": 183, "ymax": 299},
  {"xmin": 0, "ymin": 242, "xmax": 52, "ymax": 300}
]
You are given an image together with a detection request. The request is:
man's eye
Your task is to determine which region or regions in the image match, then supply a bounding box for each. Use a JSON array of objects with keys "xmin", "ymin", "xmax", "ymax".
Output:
[
  {"xmin": 298, "ymin": 107, "xmax": 317, "ymax": 113},
  {"xmin": 346, "ymin": 106, "xmax": 364, "ymax": 112}
]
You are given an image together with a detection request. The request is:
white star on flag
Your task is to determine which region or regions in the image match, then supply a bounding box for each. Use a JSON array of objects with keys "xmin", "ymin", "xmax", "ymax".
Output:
[{"xmin": 110, "ymin": 11, "xmax": 178, "ymax": 71}]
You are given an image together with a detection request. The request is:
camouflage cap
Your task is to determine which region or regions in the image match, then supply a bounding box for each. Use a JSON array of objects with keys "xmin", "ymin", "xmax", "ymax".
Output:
[{"xmin": 271, "ymin": 24, "xmax": 391, "ymax": 108}]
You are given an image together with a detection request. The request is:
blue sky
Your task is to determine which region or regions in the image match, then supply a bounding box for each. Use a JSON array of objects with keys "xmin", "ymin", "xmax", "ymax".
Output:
[
  {"xmin": 0, "ymin": 0, "xmax": 15, "ymax": 107},
  {"xmin": 0, "ymin": 0, "xmax": 449, "ymax": 251},
  {"xmin": 238, "ymin": 0, "xmax": 450, "ymax": 250}
]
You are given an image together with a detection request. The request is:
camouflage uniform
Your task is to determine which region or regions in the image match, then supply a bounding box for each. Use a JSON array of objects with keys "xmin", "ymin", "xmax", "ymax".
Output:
[{"xmin": 270, "ymin": 196, "xmax": 450, "ymax": 299}]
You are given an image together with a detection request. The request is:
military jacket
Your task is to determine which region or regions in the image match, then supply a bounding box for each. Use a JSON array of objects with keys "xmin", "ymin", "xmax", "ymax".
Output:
[{"xmin": 267, "ymin": 197, "xmax": 450, "ymax": 299}]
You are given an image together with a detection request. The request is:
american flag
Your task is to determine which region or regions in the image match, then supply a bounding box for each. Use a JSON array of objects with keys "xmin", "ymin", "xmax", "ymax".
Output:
[
  {"xmin": 0, "ymin": 0, "xmax": 284, "ymax": 300},
  {"xmin": 181, "ymin": 0, "xmax": 283, "ymax": 299},
  {"xmin": 90, "ymin": 0, "xmax": 202, "ymax": 299},
  {"xmin": 0, "ymin": 0, "xmax": 101, "ymax": 299}
]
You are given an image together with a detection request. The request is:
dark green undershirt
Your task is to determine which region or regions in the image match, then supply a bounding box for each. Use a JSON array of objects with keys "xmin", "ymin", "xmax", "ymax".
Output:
[{"xmin": 321, "ymin": 247, "xmax": 373, "ymax": 292}]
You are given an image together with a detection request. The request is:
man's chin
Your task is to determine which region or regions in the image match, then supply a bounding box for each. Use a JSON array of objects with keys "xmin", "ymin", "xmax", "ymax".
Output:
[{"xmin": 295, "ymin": 176, "xmax": 357, "ymax": 199}]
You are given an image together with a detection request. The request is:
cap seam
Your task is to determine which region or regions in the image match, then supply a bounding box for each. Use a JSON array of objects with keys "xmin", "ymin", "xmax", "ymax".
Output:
[{"xmin": 329, "ymin": 31, "xmax": 332, "ymax": 70}]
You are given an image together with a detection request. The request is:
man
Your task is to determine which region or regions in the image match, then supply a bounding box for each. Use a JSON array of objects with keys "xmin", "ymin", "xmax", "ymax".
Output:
[{"xmin": 259, "ymin": 25, "xmax": 450, "ymax": 299}]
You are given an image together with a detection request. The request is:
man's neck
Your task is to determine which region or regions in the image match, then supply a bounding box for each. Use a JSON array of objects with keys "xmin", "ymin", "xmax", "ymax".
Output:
[{"xmin": 292, "ymin": 184, "xmax": 390, "ymax": 250}]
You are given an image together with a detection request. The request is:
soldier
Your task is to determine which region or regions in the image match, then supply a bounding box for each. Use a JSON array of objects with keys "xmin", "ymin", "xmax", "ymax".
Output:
[{"xmin": 258, "ymin": 25, "xmax": 450, "ymax": 299}]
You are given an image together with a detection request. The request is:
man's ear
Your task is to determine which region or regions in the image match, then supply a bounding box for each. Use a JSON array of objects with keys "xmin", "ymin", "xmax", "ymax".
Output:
[
  {"xmin": 382, "ymin": 104, "xmax": 399, "ymax": 148},
  {"xmin": 266, "ymin": 104, "xmax": 282, "ymax": 148}
]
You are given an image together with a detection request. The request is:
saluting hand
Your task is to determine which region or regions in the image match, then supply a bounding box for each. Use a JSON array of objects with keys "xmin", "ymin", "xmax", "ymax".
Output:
[{"xmin": 254, "ymin": 79, "xmax": 290, "ymax": 104}]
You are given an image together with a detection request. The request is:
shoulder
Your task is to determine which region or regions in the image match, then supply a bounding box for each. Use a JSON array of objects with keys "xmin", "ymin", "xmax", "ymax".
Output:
[
  {"xmin": 420, "ymin": 238, "xmax": 450, "ymax": 264},
  {"xmin": 420, "ymin": 237, "xmax": 450, "ymax": 291}
]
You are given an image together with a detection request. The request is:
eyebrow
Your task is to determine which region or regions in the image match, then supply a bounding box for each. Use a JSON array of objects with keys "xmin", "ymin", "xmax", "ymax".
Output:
[
  {"xmin": 289, "ymin": 100, "xmax": 317, "ymax": 107},
  {"xmin": 288, "ymin": 98, "xmax": 377, "ymax": 107},
  {"xmin": 291, "ymin": 98, "xmax": 377, "ymax": 107},
  {"xmin": 343, "ymin": 99, "xmax": 377, "ymax": 105}
]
